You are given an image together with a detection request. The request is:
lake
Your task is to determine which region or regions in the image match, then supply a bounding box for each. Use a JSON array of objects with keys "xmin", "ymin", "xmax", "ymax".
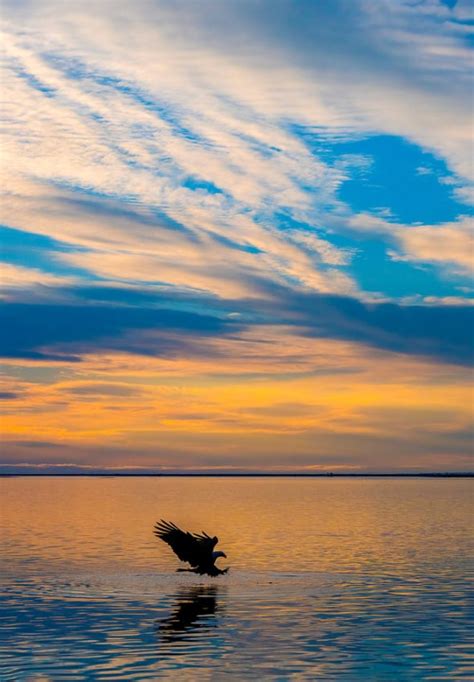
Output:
[{"xmin": 1, "ymin": 477, "xmax": 472, "ymax": 680}]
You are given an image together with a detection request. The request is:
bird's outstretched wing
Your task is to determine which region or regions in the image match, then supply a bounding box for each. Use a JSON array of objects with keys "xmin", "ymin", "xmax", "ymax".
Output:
[{"xmin": 154, "ymin": 520, "xmax": 217, "ymax": 568}]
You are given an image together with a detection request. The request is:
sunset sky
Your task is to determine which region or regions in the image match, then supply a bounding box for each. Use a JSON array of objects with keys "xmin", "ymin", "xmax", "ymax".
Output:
[{"xmin": 1, "ymin": 0, "xmax": 473, "ymax": 473}]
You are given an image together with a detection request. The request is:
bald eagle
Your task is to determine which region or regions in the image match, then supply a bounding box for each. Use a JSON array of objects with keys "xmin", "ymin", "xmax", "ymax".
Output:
[{"xmin": 154, "ymin": 520, "xmax": 229, "ymax": 576}]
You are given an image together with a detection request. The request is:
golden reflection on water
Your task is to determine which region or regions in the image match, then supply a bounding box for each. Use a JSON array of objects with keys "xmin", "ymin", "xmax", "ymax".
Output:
[
  {"xmin": 1, "ymin": 477, "xmax": 472, "ymax": 575},
  {"xmin": 1, "ymin": 477, "xmax": 473, "ymax": 680}
]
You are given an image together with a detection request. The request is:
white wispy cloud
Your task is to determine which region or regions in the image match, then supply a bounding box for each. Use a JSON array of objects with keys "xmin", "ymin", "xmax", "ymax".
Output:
[
  {"xmin": 0, "ymin": 262, "xmax": 76, "ymax": 295},
  {"xmin": 349, "ymin": 213, "xmax": 473, "ymax": 277},
  {"xmin": 1, "ymin": 0, "xmax": 472, "ymax": 302}
]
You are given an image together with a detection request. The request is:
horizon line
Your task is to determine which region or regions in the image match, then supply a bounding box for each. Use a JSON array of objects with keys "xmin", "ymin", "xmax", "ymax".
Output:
[{"xmin": 1, "ymin": 472, "xmax": 472, "ymax": 478}]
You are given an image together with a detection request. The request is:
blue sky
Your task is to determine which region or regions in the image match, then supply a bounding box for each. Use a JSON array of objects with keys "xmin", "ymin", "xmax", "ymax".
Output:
[{"xmin": 1, "ymin": 0, "xmax": 473, "ymax": 472}]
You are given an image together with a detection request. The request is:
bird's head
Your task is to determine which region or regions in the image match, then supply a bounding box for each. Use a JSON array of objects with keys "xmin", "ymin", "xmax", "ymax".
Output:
[{"xmin": 213, "ymin": 550, "xmax": 227, "ymax": 559}]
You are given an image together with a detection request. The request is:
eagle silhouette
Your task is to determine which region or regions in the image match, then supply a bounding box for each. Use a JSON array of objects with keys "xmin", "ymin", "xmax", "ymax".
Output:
[{"xmin": 154, "ymin": 520, "xmax": 229, "ymax": 576}]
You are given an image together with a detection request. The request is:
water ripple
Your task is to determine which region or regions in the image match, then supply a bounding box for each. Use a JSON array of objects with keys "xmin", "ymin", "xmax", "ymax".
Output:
[
  {"xmin": 1, "ymin": 570, "xmax": 472, "ymax": 680},
  {"xmin": 1, "ymin": 478, "xmax": 472, "ymax": 679}
]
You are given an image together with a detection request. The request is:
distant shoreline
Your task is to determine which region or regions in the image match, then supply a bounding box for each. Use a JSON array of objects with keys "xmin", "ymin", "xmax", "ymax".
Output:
[{"xmin": 1, "ymin": 472, "xmax": 473, "ymax": 478}]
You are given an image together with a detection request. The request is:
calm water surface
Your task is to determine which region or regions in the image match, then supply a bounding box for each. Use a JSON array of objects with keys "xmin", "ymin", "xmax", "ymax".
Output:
[{"xmin": 1, "ymin": 477, "xmax": 473, "ymax": 680}]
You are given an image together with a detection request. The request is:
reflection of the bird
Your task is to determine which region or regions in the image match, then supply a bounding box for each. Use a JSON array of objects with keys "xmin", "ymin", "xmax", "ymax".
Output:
[{"xmin": 155, "ymin": 585, "xmax": 221, "ymax": 649}]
